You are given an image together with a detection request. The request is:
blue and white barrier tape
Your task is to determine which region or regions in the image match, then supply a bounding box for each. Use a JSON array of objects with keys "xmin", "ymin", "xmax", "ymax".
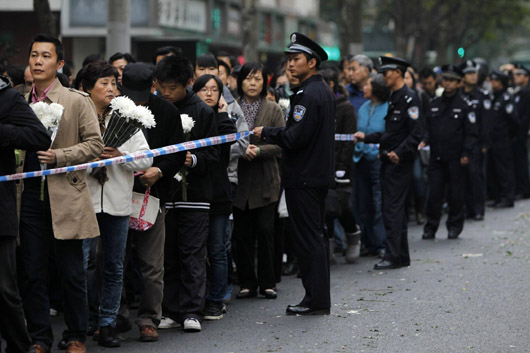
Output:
[{"xmin": 0, "ymin": 131, "xmax": 251, "ymax": 182}]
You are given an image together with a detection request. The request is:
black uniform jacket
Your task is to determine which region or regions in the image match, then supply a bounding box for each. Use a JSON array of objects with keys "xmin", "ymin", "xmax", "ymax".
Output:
[
  {"xmin": 513, "ymin": 86, "xmax": 530, "ymax": 134},
  {"xmin": 334, "ymin": 94, "xmax": 357, "ymax": 183},
  {"xmin": 365, "ymin": 84, "xmax": 424, "ymax": 162},
  {"xmin": 460, "ymin": 87, "xmax": 490, "ymax": 149},
  {"xmin": 483, "ymin": 89, "xmax": 519, "ymax": 142},
  {"xmin": 0, "ymin": 87, "xmax": 51, "ymax": 237},
  {"xmin": 423, "ymin": 92, "xmax": 478, "ymax": 161},
  {"xmin": 262, "ymin": 74, "xmax": 335, "ymax": 189}
]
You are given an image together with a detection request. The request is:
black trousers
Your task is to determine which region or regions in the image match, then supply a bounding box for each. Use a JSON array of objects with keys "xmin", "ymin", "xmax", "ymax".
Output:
[
  {"xmin": 232, "ymin": 202, "xmax": 276, "ymax": 290},
  {"xmin": 0, "ymin": 238, "xmax": 32, "ymax": 353},
  {"xmin": 380, "ymin": 160, "xmax": 413, "ymax": 266},
  {"xmin": 488, "ymin": 138, "xmax": 515, "ymax": 202},
  {"xmin": 285, "ymin": 187, "xmax": 330, "ymax": 310},
  {"xmin": 465, "ymin": 148, "xmax": 485, "ymax": 217},
  {"xmin": 513, "ymin": 132, "xmax": 530, "ymax": 196},
  {"xmin": 425, "ymin": 158, "xmax": 466, "ymax": 234},
  {"xmin": 19, "ymin": 188, "xmax": 87, "ymax": 351},
  {"xmin": 163, "ymin": 208, "xmax": 209, "ymax": 323}
]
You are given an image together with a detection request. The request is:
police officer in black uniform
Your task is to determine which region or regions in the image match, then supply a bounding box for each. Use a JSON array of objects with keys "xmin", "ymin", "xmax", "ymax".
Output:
[
  {"xmin": 253, "ymin": 32, "xmax": 334, "ymax": 315},
  {"xmin": 354, "ymin": 56, "xmax": 424, "ymax": 269},
  {"xmin": 459, "ymin": 60, "xmax": 490, "ymax": 220},
  {"xmin": 420, "ymin": 65, "xmax": 478, "ymax": 239},
  {"xmin": 485, "ymin": 69, "xmax": 519, "ymax": 207}
]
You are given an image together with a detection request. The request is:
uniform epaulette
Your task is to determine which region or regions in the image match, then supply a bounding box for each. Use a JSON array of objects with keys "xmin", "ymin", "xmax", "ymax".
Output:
[
  {"xmin": 68, "ymin": 87, "xmax": 90, "ymax": 97},
  {"xmin": 405, "ymin": 95, "xmax": 412, "ymax": 103}
]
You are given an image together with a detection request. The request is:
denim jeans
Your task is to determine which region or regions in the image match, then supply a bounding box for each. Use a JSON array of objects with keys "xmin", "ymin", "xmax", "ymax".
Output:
[
  {"xmin": 206, "ymin": 214, "xmax": 230, "ymax": 303},
  {"xmin": 83, "ymin": 213, "xmax": 129, "ymax": 327},
  {"xmin": 352, "ymin": 158, "xmax": 386, "ymax": 252}
]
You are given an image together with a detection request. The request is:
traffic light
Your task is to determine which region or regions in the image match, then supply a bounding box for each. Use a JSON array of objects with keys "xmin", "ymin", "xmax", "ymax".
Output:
[{"xmin": 458, "ymin": 47, "xmax": 465, "ymax": 58}]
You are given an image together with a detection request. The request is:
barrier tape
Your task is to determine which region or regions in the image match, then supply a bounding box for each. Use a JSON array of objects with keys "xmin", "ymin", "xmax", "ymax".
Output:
[
  {"xmin": 0, "ymin": 131, "xmax": 251, "ymax": 182},
  {"xmin": 1, "ymin": 132, "xmax": 381, "ymax": 182}
]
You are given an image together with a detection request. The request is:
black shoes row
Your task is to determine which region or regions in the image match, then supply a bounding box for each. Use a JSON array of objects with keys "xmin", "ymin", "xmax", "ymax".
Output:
[{"xmin": 285, "ymin": 304, "xmax": 330, "ymax": 316}]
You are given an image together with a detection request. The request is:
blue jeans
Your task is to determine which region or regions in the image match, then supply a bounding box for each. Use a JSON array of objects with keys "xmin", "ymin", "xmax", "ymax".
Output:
[
  {"xmin": 206, "ymin": 214, "xmax": 230, "ymax": 303},
  {"xmin": 352, "ymin": 158, "xmax": 386, "ymax": 252},
  {"xmin": 83, "ymin": 213, "xmax": 129, "ymax": 327}
]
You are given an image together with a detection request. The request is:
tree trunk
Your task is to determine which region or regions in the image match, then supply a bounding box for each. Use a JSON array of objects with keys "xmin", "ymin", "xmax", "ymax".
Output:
[
  {"xmin": 242, "ymin": 0, "xmax": 258, "ymax": 62},
  {"xmin": 339, "ymin": 0, "xmax": 363, "ymax": 57},
  {"xmin": 33, "ymin": 0, "xmax": 56, "ymax": 36}
]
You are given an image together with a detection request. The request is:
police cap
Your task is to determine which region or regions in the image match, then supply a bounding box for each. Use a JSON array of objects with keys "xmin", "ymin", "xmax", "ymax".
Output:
[
  {"xmin": 490, "ymin": 69, "xmax": 510, "ymax": 86},
  {"xmin": 459, "ymin": 60, "xmax": 479, "ymax": 74},
  {"xmin": 378, "ymin": 56, "xmax": 410, "ymax": 73},
  {"xmin": 285, "ymin": 32, "xmax": 328, "ymax": 62},
  {"xmin": 441, "ymin": 64, "xmax": 463, "ymax": 80},
  {"xmin": 513, "ymin": 63, "xmax": 530, "ymax": 76}
]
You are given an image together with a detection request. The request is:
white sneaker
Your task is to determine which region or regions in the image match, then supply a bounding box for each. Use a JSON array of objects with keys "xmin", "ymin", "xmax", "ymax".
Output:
[
  {"xmin": 183, "ymin": 318, "xmax": 201, "ymax": 332},
  {"xmin": 50, "ymin": 308, "xmax": 58, "ymax": 317},
  {"xmin": 158, "ymin": 316, "xmax": 181, "ymax": 329}
]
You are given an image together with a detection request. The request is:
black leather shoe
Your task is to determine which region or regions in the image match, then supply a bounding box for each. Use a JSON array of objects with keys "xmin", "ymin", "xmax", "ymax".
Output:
[
  {"xmin": 474, "ymin": 214, "xmax": 484, "ymax": 221},
  {"xmin": 98, "ymin": 326, "xmax": 120, "ymax": 348},
  {"xmin": 286, "ymin": 305, "xmax": 330, "ymax": 316},
  {"xmin": 374, "ymin": 260, "xmax": 400, "ymax": 270},
  {"xmin": 57, "ymin": 339, "xmax": 67, "ymax": 350},
  {"xmin": 236, "ymin": 288, "xmax": 257, "ymax": 299},
  {"xmin": 448, "ymin": 230, "xmax": 461, "ymax": 239},
  {"xmin": 422, "ymin": 232, "xmax": 435, "ymax": 240},
  {"xmin": 494, "ymin": 200, "xmax": 514, "ymax": 208}
]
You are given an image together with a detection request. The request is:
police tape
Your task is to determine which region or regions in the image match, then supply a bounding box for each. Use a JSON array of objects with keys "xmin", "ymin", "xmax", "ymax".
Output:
[
  {"xmin": 0, "ymin": 131, "xmax": 252, "ymax": 182},
  {"xmin": 335, "ymin": 134, "xmax": 380, "ymax": 148},
  {"xmin": 0, "ymin": 132, "xmax": 377, "ymax": 182}
]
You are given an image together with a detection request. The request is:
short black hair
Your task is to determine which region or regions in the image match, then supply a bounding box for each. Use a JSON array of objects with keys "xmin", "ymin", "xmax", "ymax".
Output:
[
  {"xmin": 192, "ymin": 74, "xmax": 224, "ymax": 107},
  {"xmin": 81, "ymin": 61, "xmax": 119, "ymax": 92},
  {"xmin": 419, "ymin": 67, "xmax": 436, "ymax": 80},
  {"xmin": 56, "ymin": 72, "xmax": 70, "ymax": 87},
  {"xmin": 217, "ymin": 60, "xmax": 230, "ymax": 76},
  {"xmin": 73, "ymin": 66, "xmax": 86, "ymax": 90},
  {"xmin": 304, "ymin": 53, "xmax": 321, "ymax": 70},
  {"xmin": 82, "ymin": 54, "xmax": 103, "ymax": 68},
  {"xmin": 154, "ymin": 54, "xmax": 194, "ymax": 86},
  {"xmin": 62, "ymin": 62, "xmax": 72, "ymax": 77},
  {"xmin": 237, "ymin": 62, "xmax": 268, "ymax": 99},
  {"xmin": 6, "ymin": 65, "xmax": 25, "ymax": 86},
  {"xmin": 267, "ymin": 86, "xmax": 279, "ymax": 102},
  {"xmin": 319, "ymin": 68, "xmax": 345, "ymax": 95},
  {"xmin": 196, "ymin": 53, "xmax": 218, "ymax": 69},
  {"xmin": 153, "ymin": 46, "xmax": 182, "ymax": 64},
  {"xmin": 108, "ymin": 52, "xmax": 136, "ymax": 65},
  {"xmin": 29, "ymin": 33, "xmax": 64, "ymax": 61},
  {"xmin": 369, "ymin": 73, "xmax": 391, "ymax": 102}
]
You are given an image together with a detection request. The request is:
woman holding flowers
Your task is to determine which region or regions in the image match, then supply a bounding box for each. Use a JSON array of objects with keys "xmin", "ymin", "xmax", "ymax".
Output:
[
  {"xmin": 232, "ymin": 63, "xmax": 285, "ymax": 300},
  {"xmin": 82, "ymin": 61, "xmax": 153, "ymax": 348}
]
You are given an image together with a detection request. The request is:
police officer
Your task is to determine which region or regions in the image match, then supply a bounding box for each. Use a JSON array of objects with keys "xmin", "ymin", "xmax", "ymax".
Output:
[
  {"xmin": 459, "ymin": 60, "xmax": 490, "ymax": 220},
  {"xmin": 485, "ymin": 69, "xmax": 519, "ymax": 207},
  {"xmin": 354, "ymin": 56, "xmax": 424, "ymax": 269},
  {"xmin": 419, "ymin": 65, "xmax": 478, "ymax": 239},
  {"xmin": 253, "ymin": 32, "xmax": 334, "ymax": 315},
  {"xmin": 510, "ymin": 64, "xmax": 530, "ymax": 199}
]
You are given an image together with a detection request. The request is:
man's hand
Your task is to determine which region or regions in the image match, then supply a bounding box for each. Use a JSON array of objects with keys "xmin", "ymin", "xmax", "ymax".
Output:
[
  {"xmin": 388, "ymin": 151, "xmax": 400, "ymax": 164},
  {"xmin": 139, "ymin": 167, "xmax": 161, "ymax": 188},
  {"xmin": 253, "ymin": 126, "xmax": 263, "ymax": 139},
  {"xmin": 37, "ymin": 149, "xmax": 56, "ymax": 164},
  {"xmin": 244, "ymin": 144, "xmax": 259, "ymax": 161},
  {"xmin": 353, "ymin": 131, "xmax": 365, "ymax": 142},
  {"xmin": 460, "ymin": 156, "xmax": 470, "ymax": 166},
  {"xmin": 100, "ymin": 147, "xmax": 123, "ymax": 159},
  {"xmin": 184, "ymin": 151, "xmax": 193, "ymax": 167},
  {"xmin": 418, "ymin": 141, "xmax": 426, "ymax": 150}
]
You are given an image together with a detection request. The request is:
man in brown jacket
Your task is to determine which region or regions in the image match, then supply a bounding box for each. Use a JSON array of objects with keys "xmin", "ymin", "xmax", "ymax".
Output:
[{"xmin": 20, "ymin": 34, "xmax": 103, "ymax": 353}]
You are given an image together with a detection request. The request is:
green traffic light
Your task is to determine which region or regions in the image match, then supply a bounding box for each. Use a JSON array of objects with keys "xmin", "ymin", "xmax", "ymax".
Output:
[{"xmin": 458, "ymin": 47, "xmax": 465, "ymax": 58}]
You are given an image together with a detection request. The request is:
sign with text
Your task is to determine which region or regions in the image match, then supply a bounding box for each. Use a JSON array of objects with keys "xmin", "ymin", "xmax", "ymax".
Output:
[{"xmin": 158, "ymin": 0, "xmax": 207, "ymax": 33}]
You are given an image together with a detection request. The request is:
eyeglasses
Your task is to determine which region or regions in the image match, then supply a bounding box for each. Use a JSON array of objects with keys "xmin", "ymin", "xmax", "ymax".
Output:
[{"xmin": 199, "ymin": 87, "xmax": 219, "ymax": 94}]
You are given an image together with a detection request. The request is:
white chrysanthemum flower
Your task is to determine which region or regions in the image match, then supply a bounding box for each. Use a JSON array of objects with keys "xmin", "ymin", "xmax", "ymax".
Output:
[
  {"xmin": 278, "ymin": 98, "xmax": 290, "ymax": 110},
  {"xmin": 110, "ymin": 96, "xmax": 136, "ymax": 118},
  {"xmin": 181, "ymin": 114, "xmax": 195, "ymax": 133},
  {"xmin": 132, "ymin": 105, "xmax": 156, "ymax": 128},
  {"xmin": 174, "ymin": 172, "xmax": 183, "ymax": 182},
  {"xmin": 48, "ymin": 103, "xmax": 64, "ymax": 123},
  {"xmin": 30, "ymin": 102, "xmax": 63, "ymax": 131}
]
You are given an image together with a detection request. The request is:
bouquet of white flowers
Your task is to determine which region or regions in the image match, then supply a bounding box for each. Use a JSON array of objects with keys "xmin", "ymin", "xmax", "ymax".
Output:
[
  {"xmin": 174, "ymin": 114, "xmax": 195, "ymax": 201},
  {"xmin": 104, "ymin": 96, "xmax": 156, "ymax": 147},
  {"xmin": 30, "ymin": 101, "xmax": 64, "ymax": 199}
]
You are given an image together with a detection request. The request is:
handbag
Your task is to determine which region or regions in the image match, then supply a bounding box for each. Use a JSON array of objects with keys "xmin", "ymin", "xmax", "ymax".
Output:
[{"xmin": 129, "ymin": 187, "xmax": 160, "ymax": 231}]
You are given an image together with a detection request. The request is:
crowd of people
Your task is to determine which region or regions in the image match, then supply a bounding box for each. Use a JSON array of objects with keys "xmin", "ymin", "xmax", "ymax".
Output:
[{"xmin": 0, "ymin": 31, "xmax": 529, "ymax": 353}]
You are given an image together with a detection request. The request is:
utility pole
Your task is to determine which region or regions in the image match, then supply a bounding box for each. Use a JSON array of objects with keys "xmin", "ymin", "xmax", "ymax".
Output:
[
  {"xmin": 107, "ymin": 0, "xmax": 131, "ymax": 55},
  {"xmin": 242, "ymin": 0, "xmax": 258, "ymax": 62}
]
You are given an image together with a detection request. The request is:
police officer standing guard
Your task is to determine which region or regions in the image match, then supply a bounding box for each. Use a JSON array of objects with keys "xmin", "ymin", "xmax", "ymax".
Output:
[
  {"xmin": 354, "ymin": 56, "xmax": 424, "ymax": 270},
  {"xmin": 253, "ymin": 33, "xmax": 334, "ymax": 315},
  {"xmin": 419, "ymin": 65, "xmax": 478, "ymax": 240}
]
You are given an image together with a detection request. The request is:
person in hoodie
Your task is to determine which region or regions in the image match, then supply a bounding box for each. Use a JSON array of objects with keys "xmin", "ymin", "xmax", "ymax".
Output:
[
  {"xmin": 155, "ymin": 54, "xmax": 219, "ymax": 333},
  {"xmin": 192, "ymin": 74, "xmax": 236, "ymax": 320},
  {"xmin": 82, "ymin": 61, "xmax": 153, "ymax": 348}
]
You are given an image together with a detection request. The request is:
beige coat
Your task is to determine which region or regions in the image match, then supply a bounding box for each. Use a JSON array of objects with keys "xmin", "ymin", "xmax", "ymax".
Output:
[{"xmin": 24, "ymin": 80, "xmax": 104, "ymax": 239}]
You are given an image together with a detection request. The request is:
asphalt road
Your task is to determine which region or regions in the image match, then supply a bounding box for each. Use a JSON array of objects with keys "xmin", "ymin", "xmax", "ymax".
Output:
[{"xmin": 23, "ymin": 199, "xmax": 530, "ymax": 352}]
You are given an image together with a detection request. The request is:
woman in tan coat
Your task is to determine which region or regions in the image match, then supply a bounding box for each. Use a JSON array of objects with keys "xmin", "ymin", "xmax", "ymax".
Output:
[{"xmin": 233, "ymin": 63, "xmax": 285, "ymax": 300}]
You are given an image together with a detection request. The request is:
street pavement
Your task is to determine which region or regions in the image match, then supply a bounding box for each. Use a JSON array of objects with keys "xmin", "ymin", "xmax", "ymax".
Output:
[{"xmin": 39, "ymin": 200, "xmax": 530, "ymax": 352}]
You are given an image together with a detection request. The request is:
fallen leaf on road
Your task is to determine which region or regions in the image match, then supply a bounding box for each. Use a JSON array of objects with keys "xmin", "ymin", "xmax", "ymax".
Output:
[{"xmin": 462, "ymin": 253, "xmax": 483, "ymax": 257}]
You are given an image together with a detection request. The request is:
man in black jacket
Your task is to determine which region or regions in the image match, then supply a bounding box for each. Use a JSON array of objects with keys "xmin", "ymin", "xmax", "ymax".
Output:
[
  {"xmin": 254, "ymin": 33, "xmax": 335, "ymax": 316},
  {"xmin": 419, "ymin": 65, "xmax": 478, "ymax": 240},
  {"xmin": 0, "ymin": 76, "xmax": 51, "ymax": 353},
  {"xmin": 155, "ymin": 55, "xmax": 219, "ymax": 332},
  {"xmin": 120, "ymin": 63, "xmax": 185, "ymax": 342}
]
